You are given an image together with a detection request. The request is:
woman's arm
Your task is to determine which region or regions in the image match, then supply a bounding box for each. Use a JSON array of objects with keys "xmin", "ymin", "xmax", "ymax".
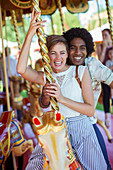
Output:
[
  {"xmin": 17, "ymin": 9, "xmax": 45, "ymax": 85},
  {"xmin": 43, "ymin": 68, "xmax": 95, "ymax": 117}
]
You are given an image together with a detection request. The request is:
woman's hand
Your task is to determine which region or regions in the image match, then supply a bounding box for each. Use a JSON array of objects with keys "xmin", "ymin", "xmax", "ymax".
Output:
[
  {"xmin": 102, "ymin": 39, "xmax": 108, "ymax": 48},
  {"xmin": 102, "ymin": 36, "xmax": 112, "ymax": 48},
  {"xmin": 45, "ymin": 82, "xmax": 64, "ymax": 103},
  {"xmin": 28, "ymin": 8, "xmax": 46, "ymax": 38},
  {"xmin": 42, "ymin": 83, "xmax": 51, "ymax": 103}
]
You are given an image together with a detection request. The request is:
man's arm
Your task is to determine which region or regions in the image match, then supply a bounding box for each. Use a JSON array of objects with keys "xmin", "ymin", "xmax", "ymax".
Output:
[{"xmin": 88, "ymin": 57, "xmax": 113, "ymax": 87}]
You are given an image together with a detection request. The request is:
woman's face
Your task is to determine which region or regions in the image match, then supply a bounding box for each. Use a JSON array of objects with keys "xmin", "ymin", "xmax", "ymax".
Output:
[
  {"xmin": 48, "ymin": 42, "xmax": 68, "ymax": 73},
  {"xmin": 102, "ymin": 30, "xmax": 111, "ymax": 42}
]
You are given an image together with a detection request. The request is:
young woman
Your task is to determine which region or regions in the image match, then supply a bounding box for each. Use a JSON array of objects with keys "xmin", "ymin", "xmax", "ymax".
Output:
[
  {"xmin": 96, "ymin": 29, "xmax": 112, "ymax": 128},
  {"xmin": 17, "ymin": 10, "xmax": 107, "ymax": 170},
  {"xmin": 105, "ymin": 47, "xmax": 113, "ymax": 112}
]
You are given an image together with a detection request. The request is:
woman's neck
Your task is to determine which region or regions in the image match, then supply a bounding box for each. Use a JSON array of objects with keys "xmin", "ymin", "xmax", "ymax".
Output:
[{"xmin": 53, "ymin": 65, "xmax": 70, "ymax": 73}]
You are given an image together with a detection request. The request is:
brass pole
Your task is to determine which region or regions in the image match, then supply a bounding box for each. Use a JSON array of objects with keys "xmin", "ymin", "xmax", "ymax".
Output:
[
  {"xmin": 97, "ymin": 0, "xmax": 102, "ymax": 28},
  {"xmin": 32, "ymin": 0, "xmax": 59, "ymax": 111},
  {"xmin": 105, "ymin": 0, "xmax": 113, "ymax": 44},
  {"xmin": 20, "ymin": 9, "xmax": 32, "ymax": 66},
  {"xmin": 4, "ymin": 10, "xmax": 15, "ymax": 111},
  {"xmin": 56, "ymin": 0, "xmax": 65, "ymax": 33},
  {"xmin": 20, "ymin": 9, "xmax": 26, "ymax": 35},
  {"xmin": 50, "ymin": 15, "xmax": 55, "ymax": 34},
  {"xmin": 0, "ymin": 0, "xmax": 10, "ymax": 111},
  {"xmin": 11, "ymin": 10, "xmax": 21, "ymax": 50}
]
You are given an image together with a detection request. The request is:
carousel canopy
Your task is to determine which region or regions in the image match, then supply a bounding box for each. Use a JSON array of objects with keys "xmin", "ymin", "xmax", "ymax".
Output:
[{"xmin": 1, "ymin": 0, "xmax": 92, "ymax": 15}]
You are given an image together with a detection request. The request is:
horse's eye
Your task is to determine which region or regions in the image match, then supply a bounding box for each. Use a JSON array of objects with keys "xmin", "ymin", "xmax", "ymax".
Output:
[
  {"xmin": 55, "ymin": 111, "xmax": 61, "ymax": 121},
  {"xmin": 33, "ymin": 116, "xmax": 41, "ymax": 126}
]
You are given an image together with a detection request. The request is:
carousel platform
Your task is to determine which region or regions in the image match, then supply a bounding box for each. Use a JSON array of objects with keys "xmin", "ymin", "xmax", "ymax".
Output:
[{"xmin": 96, "ymin": 109, "xmax": 113, "ymax": 169}]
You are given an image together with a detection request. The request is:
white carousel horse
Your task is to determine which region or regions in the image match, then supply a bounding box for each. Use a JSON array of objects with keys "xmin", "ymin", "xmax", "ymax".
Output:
[{"xmin": 33, "ymin": 110, "xmax": 82, "ymax": 170}]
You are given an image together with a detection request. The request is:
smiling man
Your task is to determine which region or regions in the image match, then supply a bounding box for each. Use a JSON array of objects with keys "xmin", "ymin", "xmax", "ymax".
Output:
[{"xmin": 63, "ymin": 27, "xmax": 113, "ymax": 170}]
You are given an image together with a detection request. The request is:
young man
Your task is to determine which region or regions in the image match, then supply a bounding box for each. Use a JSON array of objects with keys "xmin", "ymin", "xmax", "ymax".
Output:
[{"xmin": 63, "ymin": 27, "xmax": 113, "ymax": 170}]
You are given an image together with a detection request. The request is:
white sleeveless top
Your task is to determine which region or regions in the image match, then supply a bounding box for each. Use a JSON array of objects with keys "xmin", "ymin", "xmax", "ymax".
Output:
[{"xmin": 52, "ymin": 65, "xmax": 87, "ymax": 118}]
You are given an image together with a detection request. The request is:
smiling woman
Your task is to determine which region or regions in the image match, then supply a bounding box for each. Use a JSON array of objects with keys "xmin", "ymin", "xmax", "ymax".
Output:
[
  {"xmin": 47, "ymin": 35, "xmax": 69, "ymax": 73},
  {"xmin": 17, "ymin": 9, "xmax": 107, "ymax": 169}
]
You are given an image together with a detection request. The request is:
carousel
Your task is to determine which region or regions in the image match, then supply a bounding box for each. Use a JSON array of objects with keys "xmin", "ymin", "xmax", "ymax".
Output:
[{"xmin": 0, "ymin": 0, "xmax": 113, "ymax": 169}]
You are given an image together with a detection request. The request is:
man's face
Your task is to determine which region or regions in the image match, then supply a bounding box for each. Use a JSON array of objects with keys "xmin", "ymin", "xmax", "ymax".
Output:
[{"xmin": 69, "ymin": 38, "xmax": 87, "ymax": 65}]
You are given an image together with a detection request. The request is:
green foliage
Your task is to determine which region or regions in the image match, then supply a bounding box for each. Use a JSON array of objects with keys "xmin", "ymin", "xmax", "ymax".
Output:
[
  {"xmin": 0, "ymin": 10, "xmax": 81, "ymax": 42},
  {"xmin": 87, "ymin": 7, "xmax": 113, "ymax": 31},
  {"xmin": 50, "ymin": 9, "xmax": 81, "ymax": 34},
  {"xmin": 65, "ymin": 12, "xmax": 81, "ymax": 29},
  {"xmin": 1, "ymin": 6, "xmax": 113, "ymax": 42},
  {"xmin": 1, "ymin": 17, "xmax": 30, "ymax": 44}
]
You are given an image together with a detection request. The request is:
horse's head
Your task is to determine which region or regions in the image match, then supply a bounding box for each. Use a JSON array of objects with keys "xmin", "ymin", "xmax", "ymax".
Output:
[{"xmin": 33, "ymin": 111, "xmax": 82, "ymax": 170}]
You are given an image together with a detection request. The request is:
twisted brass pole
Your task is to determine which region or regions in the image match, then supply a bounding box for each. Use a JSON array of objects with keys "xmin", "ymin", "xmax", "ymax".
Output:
[
  {"xmin": 56, "ymin": 0, "xmax": 65, "ymax": 33},
  {"xmin": 11, "ymin": 10, "xmax": 21, "ymax": 50},
  {"xmin": 32, "ymin": 0, "xmax": 59, "ymax": 111},
  {"xmin": 20, "ymin": 9, "xmax": 26, "ymax": 35},
  {"xmin": 105, "ymin": 0, "xmax": 113, "ymax": 45}
]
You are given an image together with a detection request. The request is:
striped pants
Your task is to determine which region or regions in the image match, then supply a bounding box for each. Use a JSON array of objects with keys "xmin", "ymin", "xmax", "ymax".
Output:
[
  {"xmin": 25, "ymin": 144, "xmax": 44, "ymax": 170},
  {"xmin": 65, "ymin": 115, "xmax": 107, "ymax": 170}
]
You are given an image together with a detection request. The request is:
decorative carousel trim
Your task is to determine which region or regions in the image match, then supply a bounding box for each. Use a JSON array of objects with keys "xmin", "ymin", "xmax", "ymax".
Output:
[
  {"xmin": 66, "ymin": 0, "xmax": 89, "ymax": 13},
  {"xmin": 9, "ymin": 0, "xmax": 31, "ymax": 9}
]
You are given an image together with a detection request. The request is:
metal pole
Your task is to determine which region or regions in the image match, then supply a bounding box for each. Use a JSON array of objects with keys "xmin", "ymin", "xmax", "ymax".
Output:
[
  {"xmin": 32, "ymin": 0, "xmax": 59, "ymax": 111},
  {"xmin": 4, "ymin": 10, "xmax": 15, "ymax": 111},
  {"xmin": 105, "ymin": 0, "xmax": 113, "ymax": 45},
  {"xmin": 0, "ymin": 0, "xmax": 10, "ymax": 111}
]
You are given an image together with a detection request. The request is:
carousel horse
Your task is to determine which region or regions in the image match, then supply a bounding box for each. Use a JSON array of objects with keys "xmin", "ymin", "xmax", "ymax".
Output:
[
  {"xmin": 0, "ymin": 110, "xmax": 34, "ymax": 166},
  {"xmin": 32, "ymin": 110, "xmax": 82, "ymax": 170}
]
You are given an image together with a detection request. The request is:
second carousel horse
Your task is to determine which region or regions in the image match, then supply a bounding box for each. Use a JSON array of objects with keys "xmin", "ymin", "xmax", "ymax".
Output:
[{"xmin": 0, "ymin": 110, "xmax": 34, "ymax": 166}]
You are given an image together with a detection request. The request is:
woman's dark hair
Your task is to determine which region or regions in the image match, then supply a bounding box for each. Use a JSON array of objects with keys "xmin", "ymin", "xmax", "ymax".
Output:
[
  {"xmin": 102, "ymin": 28, "xmax": 111, "ymax": 35},
  {"xmin": 63, "ymin": 27, "xmax": 95, "ymax": 60},
  {"xmin": 46, "ymin": 34, "xmax": 69, "ymax": 53}
]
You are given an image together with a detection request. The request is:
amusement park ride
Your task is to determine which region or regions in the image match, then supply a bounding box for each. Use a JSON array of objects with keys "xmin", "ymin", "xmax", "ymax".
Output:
[{"xmin": 0, "ymin": 0, "xmax": 113, "ymax": 169}]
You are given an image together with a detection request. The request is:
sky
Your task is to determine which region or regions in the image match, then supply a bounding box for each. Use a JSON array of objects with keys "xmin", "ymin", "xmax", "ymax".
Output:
[
  {"xmin": 78, "ymin": 0, "xmax": 113, "ymax": 41},
  {"xmin": 79, "ymin": 0, "xmax": 113, "ymax": 27},
  {"xmin": 98, "ymin": 0, "xmax": 113, "ymax": 9}
]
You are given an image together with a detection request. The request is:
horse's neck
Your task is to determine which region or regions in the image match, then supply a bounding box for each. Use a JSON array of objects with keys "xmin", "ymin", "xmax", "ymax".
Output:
[{"xmin": 39, "ymin": 129, "xmax": 70, "ymax": 170}]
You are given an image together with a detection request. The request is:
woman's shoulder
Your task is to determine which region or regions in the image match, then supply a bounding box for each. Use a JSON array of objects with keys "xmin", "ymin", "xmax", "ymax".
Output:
[{"xmin": 73, "ymin": 65, "xmax": 87, "ymax": 81}]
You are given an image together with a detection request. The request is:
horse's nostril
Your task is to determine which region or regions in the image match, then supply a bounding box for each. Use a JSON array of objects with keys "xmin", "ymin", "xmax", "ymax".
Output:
[{"xmin": 55, "ymin": 112, "xmax": 61, "ymax": 121}]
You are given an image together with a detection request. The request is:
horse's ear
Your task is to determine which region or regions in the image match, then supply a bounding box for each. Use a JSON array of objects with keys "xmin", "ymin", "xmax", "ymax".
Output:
[
  {"xmin": 33, "ymin": 116, "xmax": 42, "ymax": 126},
  {"xmin": 55, "ymin": 111, "xmax": 61, "ymax": 121}
]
